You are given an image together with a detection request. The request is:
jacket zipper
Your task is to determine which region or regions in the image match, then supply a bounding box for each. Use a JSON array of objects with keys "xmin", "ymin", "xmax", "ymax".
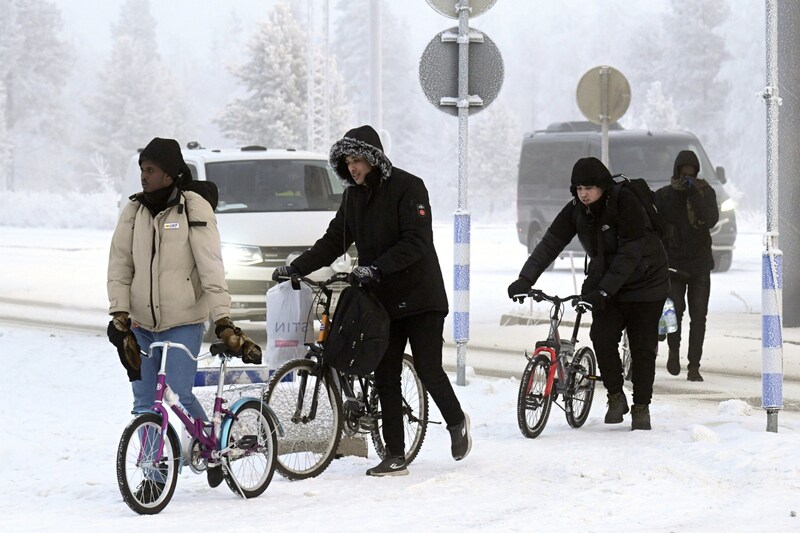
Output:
[{"xmin": 149, "ymin": 223, "xmax": 157, "ymax": 328}]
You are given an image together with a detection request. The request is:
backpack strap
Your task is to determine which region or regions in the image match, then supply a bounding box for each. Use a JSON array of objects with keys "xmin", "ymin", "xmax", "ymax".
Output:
[{"xmin": 179, "ymin": 191, "xmax": 208, "ymax": 227}]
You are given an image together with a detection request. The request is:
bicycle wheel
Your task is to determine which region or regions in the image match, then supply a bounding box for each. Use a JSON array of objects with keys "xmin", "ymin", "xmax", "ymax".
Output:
[
  {"xmin": 621, "ymin": 330, "xmax": 632, "ymax": 382},
  {"xmin": 222, "ymin": 400, "xmax": 278, "ymax": 498},
  {"xmin": 516, "ymin": 353, "xmax": 553, "ymax": 439},
  {"xmin": 565, "ymin": 346, "xmax": 597, "ymax": 428},
  {"xmin": 370, "ymin": 354, "xmax": 429, "ymax": 465},
  {"xmin": 116, "ymin": 413, "xmax": 179, "ymax": 515},
  {"xmin": 264, "ymin": 358, "xmax": 343, "ymax": 480}
]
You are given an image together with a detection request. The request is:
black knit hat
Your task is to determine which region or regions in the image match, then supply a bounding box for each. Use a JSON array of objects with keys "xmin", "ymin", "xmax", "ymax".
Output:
[
  {"xmin": 138, "ymin": 137, "xmax": 192, "ymax": 186},
  {"xmin": 569, "ymin": 157, "xmax": 614, "ymax": 196}
]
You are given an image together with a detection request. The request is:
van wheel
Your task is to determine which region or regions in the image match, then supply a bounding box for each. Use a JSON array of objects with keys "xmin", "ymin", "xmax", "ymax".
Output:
[
  {"xmin": 712, "ymin": 251, "xmax": 732, "ymax": 273},
  {"xmin": 527, "ymin": 228, "xmax": 554, "ymax": 271}
]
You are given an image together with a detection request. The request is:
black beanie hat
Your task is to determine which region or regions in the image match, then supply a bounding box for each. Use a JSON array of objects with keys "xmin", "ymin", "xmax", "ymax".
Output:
[
  {"xmin": 569, "ymin": 157, "xmax": 614, "ymax": 196},
  {"xmin": 139, "ymin": 137, "xmax": 192, "ymax": 186}
]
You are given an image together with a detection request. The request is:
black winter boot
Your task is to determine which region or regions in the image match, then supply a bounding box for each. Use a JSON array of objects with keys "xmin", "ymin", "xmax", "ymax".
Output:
[
  {"xmin": 687, "ymin": 365, "xmax": 704, "ymax": 382},
  {"xmin": 631, "ymin": 404, "xmax": 651, "ymax": 430},
  {"xmin": 604, "ymin": 392, "xmax": 629, "ymax": 424},
  {"xmin": 667, "ymin": 349, "xmax": 680, "ymax": 376}
]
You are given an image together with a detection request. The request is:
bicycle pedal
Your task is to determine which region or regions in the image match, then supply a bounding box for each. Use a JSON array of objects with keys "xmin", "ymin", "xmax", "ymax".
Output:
[{"xmin": 235, "ymin": 435, "xmax": 259, "ymax": 450}]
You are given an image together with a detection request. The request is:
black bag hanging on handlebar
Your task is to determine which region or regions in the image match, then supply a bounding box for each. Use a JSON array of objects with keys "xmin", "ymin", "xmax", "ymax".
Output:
[{"xmin": 325, "ymin": 285, "xmax": 390, "ymax": 375}]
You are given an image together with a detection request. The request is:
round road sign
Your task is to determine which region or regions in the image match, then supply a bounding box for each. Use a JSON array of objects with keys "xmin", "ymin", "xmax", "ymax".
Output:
[
  {"xmin": 576, "ymin": 66, "xmax": 631, "ymax": 124},
  {"xmin": 425, "ymin": 0, "xmax": 498, "ymax": 19}
]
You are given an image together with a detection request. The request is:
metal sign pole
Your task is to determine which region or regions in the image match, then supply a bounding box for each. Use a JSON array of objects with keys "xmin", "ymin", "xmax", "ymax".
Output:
[
  {"xmin": 762, "ymin": 0, "xmax": 783, "ymax": 433},
  {"xmin": 599, "ymin": 66, "xmax": 610, "ymax": 167},
  {"xmin": 453, "ymin": 0, "xmax": 471, "ymax": 386}
]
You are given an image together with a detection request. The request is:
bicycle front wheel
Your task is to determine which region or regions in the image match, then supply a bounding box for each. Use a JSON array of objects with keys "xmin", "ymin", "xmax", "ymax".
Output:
[
  {"xmin": 222, "ymin": 400, "xmax": 278, "ymax": 498},
  {"xmin": 116, "ymin": 413, "xmax": 179, "ymax": 515},
  {"xmin": 264, "ymin": 358, "xmax": 343, "ymax": 480},
  {"xmin": 517, "ymin": 354, "xmax": 553, "ymax": 439},
  {"xmin": 565, "ymin": 346, "xmax": 597, "ymax": 428},
  {"xmin": 370, "ymin": 354, "xmax": 429, "ymax": 465}
]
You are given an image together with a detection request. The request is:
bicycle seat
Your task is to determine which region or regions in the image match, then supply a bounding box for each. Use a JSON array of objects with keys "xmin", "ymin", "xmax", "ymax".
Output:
[{"xmin": 535, "ymin": 340, "xmax": 560, "ymax": 350}]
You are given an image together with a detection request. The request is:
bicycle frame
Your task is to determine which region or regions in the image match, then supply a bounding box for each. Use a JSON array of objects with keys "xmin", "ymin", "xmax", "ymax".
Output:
[
  {"xmin": 526, "ymin": 292, "xmax": 588, "ymax": 398},
  {"xmin": 144, "ymin": 341, "xmax": 234, "ymax": 466}
]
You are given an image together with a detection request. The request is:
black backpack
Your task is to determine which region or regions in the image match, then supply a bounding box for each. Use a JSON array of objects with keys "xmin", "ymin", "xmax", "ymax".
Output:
[
  {"xmin": 607, "ymin": 174, "xmax": 666, "ymax": 238},
  {"xmin": 325, "ymin": 285, "xmax": 390, "ymax": 375},
  {"xmin": 180, "ymin": 180, "xmax": 219, "ymax": 211}
]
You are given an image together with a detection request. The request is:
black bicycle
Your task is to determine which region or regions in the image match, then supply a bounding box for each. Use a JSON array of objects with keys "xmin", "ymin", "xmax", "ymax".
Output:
[
  {"xmin": 513, "ymin": 289, "xmax": 600, "ymax": 438},
  {"xmin": 264, "ymin": 272, "xmax": 430, "ymax": 480}
]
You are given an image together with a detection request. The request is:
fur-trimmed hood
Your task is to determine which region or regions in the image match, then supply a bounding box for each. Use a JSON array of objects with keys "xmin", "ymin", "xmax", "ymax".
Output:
[{"xmin": 329, "ymin": 125, "xmax": 393, "ymax": 185}]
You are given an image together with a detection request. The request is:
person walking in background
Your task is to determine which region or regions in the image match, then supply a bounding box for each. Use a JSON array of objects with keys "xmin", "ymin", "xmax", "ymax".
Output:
[
  {"xmin": 507, "ymin": 157, "xmax": 669, "ymax": 430},
  {"xmin": 655, "ymin": 150, "xmax": 719, "ymax": 382},
  {"xmin": 107, "ymin": 137, "xmax": 261, "ymax": 498},
  {"xmin": 273, "ymin": 125, "xmax": 471, "ymax": 475}
]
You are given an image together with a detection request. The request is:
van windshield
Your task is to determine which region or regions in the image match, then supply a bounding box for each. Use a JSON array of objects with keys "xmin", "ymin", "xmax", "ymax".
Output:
[
  {"xmin": 608, "ymin": 137, "xmax": 717, "ymax": 183},
  {"xmin": 206, "ymin": 159, "xmax": 343, "ymax": 213}
]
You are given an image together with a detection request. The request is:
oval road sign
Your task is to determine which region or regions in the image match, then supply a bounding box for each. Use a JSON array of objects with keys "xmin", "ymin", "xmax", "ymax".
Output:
[
  {"xmin": 426, "ymin": 0, "xmax": 498, "ymax": 19},
  {"xmin": 576, "ymin": 66, "xmax": 631, "ymax": 124},
  {"xmin": 419, "ymin": 27, "xmax": 504, "ymax": 117}
]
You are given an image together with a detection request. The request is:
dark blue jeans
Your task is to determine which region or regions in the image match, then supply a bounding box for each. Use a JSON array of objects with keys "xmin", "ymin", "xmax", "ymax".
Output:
[
  {"xmin": 590, "ymin": 299, "xmax": 664, "ymax": 405},
  {"xmin": 374, "ymin": 311, "xmax": 464, "ymax": 457},
  {"xmin": 667, "ymin": 271, "xmax": 711, "ymax": 369}
]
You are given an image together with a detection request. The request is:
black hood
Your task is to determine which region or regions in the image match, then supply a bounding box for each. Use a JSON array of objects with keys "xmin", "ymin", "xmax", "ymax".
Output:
[
  {"xmin": 673, "ymin": 150, "xmax": 700, "ymax": 178},
  {"xmin": 569, "ymin": 157, "xmax": 614, "ymax": 196},
  {"xmin": 329, "ymin": 125, "xmax": 393, "ymax": 185}
]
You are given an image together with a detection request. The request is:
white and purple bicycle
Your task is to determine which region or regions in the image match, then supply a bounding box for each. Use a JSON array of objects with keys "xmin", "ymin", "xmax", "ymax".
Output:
[{"xmin": 116, "ymin": 340, "xmax": 279, "ymax": 515}]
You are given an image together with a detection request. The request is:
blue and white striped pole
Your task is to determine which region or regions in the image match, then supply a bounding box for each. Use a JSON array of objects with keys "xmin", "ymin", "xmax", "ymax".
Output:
[
  {"xmin": 454, "ymin": 212, "xmax": 470, "ymax": 386},
  {"xmin": 762, "ymin": 0, "xmax": 783, "ymax": 433},
  {"xmin": 453, "ymin": 0, "xmax": 471, "ymax": 386},
  {"xmin": 762, "ymin": 246, "xmax": 783, "ymax": 427}
]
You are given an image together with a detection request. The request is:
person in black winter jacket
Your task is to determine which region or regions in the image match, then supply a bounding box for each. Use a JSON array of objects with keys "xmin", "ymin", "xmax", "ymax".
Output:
[
  {"xmin": 273, "ymin": 125, "xmax": 471, "ymax": 475},
  {"xmin": 654, "ymin": 150, "xmax": 719, "ymax": 382},
  {"xmin": 507, "ymin": 157, "xmax": 669, "ymax": 430}
]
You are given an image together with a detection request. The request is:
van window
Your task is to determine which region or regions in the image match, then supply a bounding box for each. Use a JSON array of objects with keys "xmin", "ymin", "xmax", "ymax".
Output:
[
  {"xmin": 519, "ymin": 137, "xmax": 587, "ymax": 190},
  {"xmin": 207, "ymin": 160, "xmax": 343, "ymax": 212},
  {"xmin": 607, "ymin": 138, "xmax": 716, "ymax": 182}
]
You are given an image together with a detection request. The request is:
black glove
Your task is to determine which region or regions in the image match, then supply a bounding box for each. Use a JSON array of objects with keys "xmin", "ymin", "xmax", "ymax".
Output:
[
  {"xmin": 106, "ymin": 312, "xmax": 142, "ymax": 381},
  {"xmin": 272, "ymin": 264, "xmax": 299, "ymax": 282},
  {"xmin": 348, "ymin": 265, "xmax": 380, "ymax": 285},
  {"xmin": 579, "ymin": 289, "xmax": 608, "ymax": 312},
  {"xmin": 507, "ymin": 277, "xmax": 532, "ymax": 303},
  {"xmin": 214, "ymin": 317, "xmax": 263, "ymax": 364}
]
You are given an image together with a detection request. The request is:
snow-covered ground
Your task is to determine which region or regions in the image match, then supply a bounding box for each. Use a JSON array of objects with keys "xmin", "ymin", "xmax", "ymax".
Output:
[{"xmin": 1, "ymin": 224, "xmax": 799, "ymax": 531}]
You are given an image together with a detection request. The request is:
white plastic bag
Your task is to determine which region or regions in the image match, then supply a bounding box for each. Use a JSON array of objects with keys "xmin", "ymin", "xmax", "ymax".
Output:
[{"xmin": 265, "ymin": 281, "xmax": 314, "ymax": 369}]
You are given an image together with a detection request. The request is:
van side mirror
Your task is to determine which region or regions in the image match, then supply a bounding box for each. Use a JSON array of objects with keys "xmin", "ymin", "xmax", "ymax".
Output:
[{"xmin": 716, "ymin": 166, "xmax": 726, "ymax": 184}]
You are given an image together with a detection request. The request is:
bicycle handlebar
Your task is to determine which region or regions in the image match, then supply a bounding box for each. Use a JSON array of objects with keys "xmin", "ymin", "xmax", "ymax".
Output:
[
  {"xmin": 275, "ymin": 271, "xmax": 351, "ymax": 291},
  {"xmin": 143, "ymin": 340, "xmax": 240, "ymax": 361},
  {"xmin": 512, "ymin": 289, "xmax": 593, "ymax": 312}
]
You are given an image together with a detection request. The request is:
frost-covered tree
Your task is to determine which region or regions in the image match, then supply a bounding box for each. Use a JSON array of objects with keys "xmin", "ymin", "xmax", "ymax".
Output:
[
  {"xmin": 217, "ymin": 1, "xmax": 307, "ymax": 148},
  {"xmin": 0, "ymin": 0, "xmax": 72, "ymax": 190},
  {"xmin": 85, "ymin": 0, "xmax": 188, "ymax": 190},
  {"xmin": 468, "ymin": 102, "xmax": 523, "ymax": 221},
  {"xmin": 640, "ymin": 81, "xmax": 680, "ymax": 131}
]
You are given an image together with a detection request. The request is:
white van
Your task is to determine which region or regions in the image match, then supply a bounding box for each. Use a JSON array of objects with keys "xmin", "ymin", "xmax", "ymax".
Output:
[{"xmin": 122, "ymin": 142, "xmax": 354, "ymax": 322}]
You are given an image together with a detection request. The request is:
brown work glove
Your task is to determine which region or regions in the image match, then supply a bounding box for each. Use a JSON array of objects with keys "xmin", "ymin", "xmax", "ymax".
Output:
[
  {"xmin": 214, "ymin": 317, "xmax": 263, "ymax": 364},
  {"xmin": 107, "ymin": 312, "xmax": 142, "ymax": 381}
]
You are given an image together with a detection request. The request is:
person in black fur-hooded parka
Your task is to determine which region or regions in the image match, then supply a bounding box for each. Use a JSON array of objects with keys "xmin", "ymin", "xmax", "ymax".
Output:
[{"xmin": 274, "ymin": 125, "xmax": 472, "ymax": 476}]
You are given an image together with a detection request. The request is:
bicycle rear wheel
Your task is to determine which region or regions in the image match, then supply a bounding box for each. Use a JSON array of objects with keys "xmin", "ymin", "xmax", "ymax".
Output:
[
  {"xmin": 517, "ymin": 354, "xmax": 553, "ymax": 439},
  {"xmin": 116, "ymin": 413, "xmax": 179, "ymax": 515},
  {"xmin": 565, "ymin": 346, "xmax": 597, "ymax": 428},
  {"xmin": 264, "ymin": 358, "xmax": 342, "ymax": 480},
  {"xmin": 370, "ymin": 354, "xmax": 429, "ymax": 465},
  {"xmin": 222, "ymin": 400, "xmax": 278, "ymax": 498}
]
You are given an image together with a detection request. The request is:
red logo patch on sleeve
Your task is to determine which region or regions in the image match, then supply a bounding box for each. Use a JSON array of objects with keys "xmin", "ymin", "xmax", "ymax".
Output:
[{"xmin": 416, "ymin": 204, "xmax": 427, "ymax": 217}]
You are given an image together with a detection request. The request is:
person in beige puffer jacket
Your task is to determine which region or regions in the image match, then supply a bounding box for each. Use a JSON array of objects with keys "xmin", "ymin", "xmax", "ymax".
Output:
[{"xmin": 107, "ymin": 137, "xmax": 259, "ymax": 492}]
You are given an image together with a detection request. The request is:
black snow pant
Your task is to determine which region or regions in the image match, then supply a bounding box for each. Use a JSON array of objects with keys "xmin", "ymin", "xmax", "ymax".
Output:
[
  {"xmin": 374, "ymin": 311, "xmax": 464, "ymax": 457},
  {"xmin": 667, "ymin": 270, "xmax": 711, "ymax": 370},
  {"xmin": 590, "ymin": 299, "xmax": 665, "ymax": 405}
]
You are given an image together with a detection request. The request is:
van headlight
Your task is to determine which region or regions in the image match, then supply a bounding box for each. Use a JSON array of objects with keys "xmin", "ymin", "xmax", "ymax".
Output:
[
  {"xmin": 330, "ymin": 253, "xmax": 354, "ymax": 273},
  {"xmin": 719, "ymin": 199, "xmax": 735, "ymax": 212},
  {"xmin": 221, "ymin": 243, "xmax": 262, "ymax": 266}
]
